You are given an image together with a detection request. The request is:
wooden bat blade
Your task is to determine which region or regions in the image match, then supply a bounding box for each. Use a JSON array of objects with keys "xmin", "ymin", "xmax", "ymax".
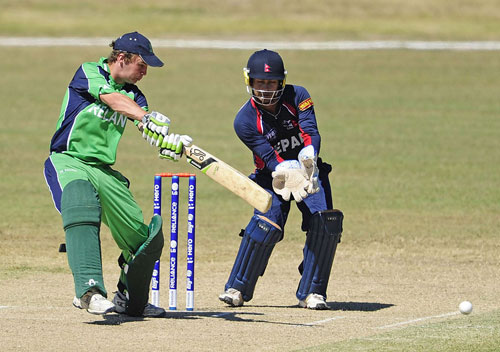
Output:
[{"xmin": 184, "ymin": 145, "xmax": 272, "ymax": 213}]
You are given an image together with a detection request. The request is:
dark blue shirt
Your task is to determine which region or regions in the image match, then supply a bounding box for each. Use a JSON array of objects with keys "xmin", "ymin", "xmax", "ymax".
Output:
[{"xmin": 234, "ymin": 85, "xmax": 321, "ymax": 174}]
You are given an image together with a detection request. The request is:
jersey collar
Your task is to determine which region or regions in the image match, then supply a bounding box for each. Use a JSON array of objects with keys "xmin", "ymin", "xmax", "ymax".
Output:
[{"xmin": 98, "ymin": 57, "xmax": 125, "ymax": 90}]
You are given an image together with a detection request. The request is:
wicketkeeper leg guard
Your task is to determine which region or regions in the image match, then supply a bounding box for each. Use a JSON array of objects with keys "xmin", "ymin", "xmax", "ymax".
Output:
[
  {"xmin": 296, "ymin": 209, "xmax": 343, "ymax": 301},
  {"xmin": 225, "ymin": 215, "xmax": 283, "ymax": 302},
  {"xmin": 61, "ymin": 180, "xmax": 106, "ymax": 298},
  {"xmin": 120, "ymin": 215, "xmax": 164, "ymax": 316}
]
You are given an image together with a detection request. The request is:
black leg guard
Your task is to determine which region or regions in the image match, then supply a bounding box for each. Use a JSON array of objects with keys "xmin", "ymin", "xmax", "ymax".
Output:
[
  {"xmin": 121, "ymin": 215, "xmax": 164, "ymax": 316},
  {"xmin": 296, "ymin": 209, "xmax": 343, "ymax": 301},
  {"xmin": 225, "ymin": 215, "xmax": 283, "ymax": 302}
]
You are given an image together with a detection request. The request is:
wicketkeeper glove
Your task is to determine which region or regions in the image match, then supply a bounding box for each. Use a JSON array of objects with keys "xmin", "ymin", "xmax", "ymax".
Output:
[
  {"xmin": 159, "ymin": 134, "xmax": 193, "ymax": 162},
  {"xmin": 271, "ymin": 160, "xmax": 311, "ymax": 202},
  {"xmin": 298, "ymin": 145, "xmax": 320, "ymax": 195},
  {"xmin": 142, "ymin": 111, "xmax": 171, "ymax": 147}
]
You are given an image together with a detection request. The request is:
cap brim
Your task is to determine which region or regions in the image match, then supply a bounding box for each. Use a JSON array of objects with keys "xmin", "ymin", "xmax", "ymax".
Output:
[
  {"xmin": 251, "ymin": 73, "xmax": 285, "ymax": 80},
  {"xmin": 141, "ymin": 54, "xmax": 164, "ymax": 67}
]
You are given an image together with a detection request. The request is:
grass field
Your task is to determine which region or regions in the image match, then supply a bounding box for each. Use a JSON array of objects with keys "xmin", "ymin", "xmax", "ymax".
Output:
[
  {"xmin": 1, "ymin": 1, "xmax": 500, "ymax": 351},
  {"xmin": 1, "ymin": 46, "xmax": 499, "ymax": 352},
  {"xmin": 2, "ymin": 0, "xmax": 500, "ymax": 40}
]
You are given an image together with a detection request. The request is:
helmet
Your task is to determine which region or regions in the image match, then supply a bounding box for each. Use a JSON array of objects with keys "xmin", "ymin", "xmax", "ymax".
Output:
[{"xmin": 243, "ymin": 49, "xmax": 287, "ymax": 106}]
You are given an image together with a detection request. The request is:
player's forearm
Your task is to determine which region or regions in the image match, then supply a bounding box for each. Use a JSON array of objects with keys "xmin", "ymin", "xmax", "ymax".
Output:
[{"xmin": 100, "ymin": 92, "xmax": 147, "ymax": 122}]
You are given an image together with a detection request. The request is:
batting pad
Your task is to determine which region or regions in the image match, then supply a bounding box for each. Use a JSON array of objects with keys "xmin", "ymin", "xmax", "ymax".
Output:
[
  {"xmin": 296, "ymin": 209, "xmax": 343, "ymax": 301},
  {"xmin": 122, "ymin": 215, "xmax": 164, "ymax": 316},
  {"xmin": 225, "ymin": 215, "xmax": 282, "ymax": 302},
  {"xmin": 61, "ymin": 180, "xmax": 106, "ymax": 298}
]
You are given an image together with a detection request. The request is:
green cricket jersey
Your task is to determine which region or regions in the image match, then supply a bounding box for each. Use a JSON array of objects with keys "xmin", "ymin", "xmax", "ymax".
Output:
[{"xmin": 49, "ymin": 57, "xmax": 148, "ymax": 165}]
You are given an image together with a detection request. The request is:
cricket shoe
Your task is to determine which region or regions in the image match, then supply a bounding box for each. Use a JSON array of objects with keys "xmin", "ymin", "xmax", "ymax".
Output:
[
  {"xmin": 219, "ymin": 288, "xmax": 244, "ymax": 307},
  {"xmin": 299, "ymin": 293, "xmax": 329, "ymax": 310},
  {"xmin": 112, "ymin": 291, "xmax": 166, "ymax": 317},
  {"xmin": 73, "ymin": 288, "xmax": 115, "ymax": 315}
]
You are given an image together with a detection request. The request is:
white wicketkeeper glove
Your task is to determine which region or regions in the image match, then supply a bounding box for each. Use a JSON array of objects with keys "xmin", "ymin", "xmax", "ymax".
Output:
[
  {"xmin": 159, "ymin": 134, "xmax": 193, "ymax": 162},
  {"xmin": 142, "ymin": 111, "xmax": 171, "ymax": 147},
  {"xmin": 298, "ymin": 145, "xmax": 319, "ymax": 195},
  {"xmin": 271, "ymin": 160, "xmax": 311, "ymax": 202}
]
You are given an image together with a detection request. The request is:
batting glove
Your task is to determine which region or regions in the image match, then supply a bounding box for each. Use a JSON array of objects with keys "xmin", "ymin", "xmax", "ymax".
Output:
[
  {"xmin": 298, "ymin": 145, "xmax": 320, "ymax": 195},
  {"xmin": 271, "ymin": 160, "xmax": 311, "ymax": 202},
  {"xmin": 159, "ymin": 134, "xmax": 193, "ymax": 162},
  {"xmin": 142, "ymin": 111, "xmax": 171, "ymax": 147}
]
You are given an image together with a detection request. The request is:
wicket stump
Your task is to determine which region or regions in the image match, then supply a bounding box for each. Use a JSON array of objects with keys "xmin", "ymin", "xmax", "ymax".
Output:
[{"xmin": 152, "ymin": 173, "xmax": 196, "ymax": 311}]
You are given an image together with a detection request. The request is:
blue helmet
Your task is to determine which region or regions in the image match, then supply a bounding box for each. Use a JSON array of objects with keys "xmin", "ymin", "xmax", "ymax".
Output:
[{"xmin": 243, "ymin": 49, "xmax": 287, "ymax": 106}]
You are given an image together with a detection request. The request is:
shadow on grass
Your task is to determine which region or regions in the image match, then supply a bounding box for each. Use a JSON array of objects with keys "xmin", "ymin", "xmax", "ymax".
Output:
[
  {"xmin": 86, "ymin": 314, "xmax": 145, "ymax": 325},
  {"xmin": 86, "ymin": 301, "xmax": 394, "ymax": 325},
  {"xmin": 238, "ymin": 301, "xmax": 394, "ymax": 312},
  {"xmin": 86, "ymin": 310, "xmax": 267, "ymax": 326},
  {"xmin": 87, "ymin": 309, "xmax": 345, "ymax": 327},
  {"xmin": 327, "ymin": 301, "xmax": 394, "ymax": 312}
]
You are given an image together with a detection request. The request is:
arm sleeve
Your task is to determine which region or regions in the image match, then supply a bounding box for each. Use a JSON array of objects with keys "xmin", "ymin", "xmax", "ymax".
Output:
[
  {"xmin": 71, "ymin": 62, "xmax": 115, "ymax": 100},
  {"xmin": 234, "ymin": 108, "xmax": 283, "ymax": 172},
  {"xmin": 132, "ymin": 89, "xmax": 148, "ymax": 126},
  {"xmin": 71, "ymin": 62, "xmax": 149, "ymax": 126},
  {"xmin": 134, "ymin": 88, "xmax": 148, "ymax": 110},
  {"xmin": 294, "ymin": 86, "xmax": 321, "ymax": 154},
  {"xmin": 71, "ymin": 62, "xmax": 149, "ymax": 107}
]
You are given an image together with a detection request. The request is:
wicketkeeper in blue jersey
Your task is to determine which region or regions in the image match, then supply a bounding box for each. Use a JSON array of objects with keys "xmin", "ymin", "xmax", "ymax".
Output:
[
  {"xmin": 44, "ymin": 32, "xmax": 191, "ymax": 316},
  {"xmin": 219, "ymin": 49, "xmax": 344, "ymax": 310}
]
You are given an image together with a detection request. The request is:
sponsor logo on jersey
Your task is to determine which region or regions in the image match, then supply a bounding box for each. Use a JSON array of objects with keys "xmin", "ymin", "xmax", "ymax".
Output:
[
  {"xmin": 265, "ymin": 129, "xmax": 278, "ymax": 143},
  {"xmin": 281, "ymin": 119, "xmax": 296, "ymax": 130},
  {"xmin": 59, "ymin": 168, "xmax": 77, "ymax": 174},
  {"xmin": 298, "ymin": 97, "xmax": 313, "ymax": 111}
]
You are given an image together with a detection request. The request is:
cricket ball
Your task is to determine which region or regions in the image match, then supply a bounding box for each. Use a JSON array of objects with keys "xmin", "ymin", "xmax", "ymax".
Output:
[{"xmin": 459, "ymin": 300, "xmax": 473, "ymax": 315}]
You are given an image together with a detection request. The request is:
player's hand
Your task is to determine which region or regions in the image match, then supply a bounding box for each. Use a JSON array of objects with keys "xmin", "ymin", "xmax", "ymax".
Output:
[
  {"xmin": 271, "ymin": 160, "xmax": 311, "ymax": 202},
  {"xmin": 142, "ymin": 111, "xmax": 170, "ymax": 147},
  {"xmin": 298, "ymin": 145, "xmax": 319, "ymax": 194},
  {"xmin": 159, "ymin": 134, "xmax": 193, "ymax": 161}
]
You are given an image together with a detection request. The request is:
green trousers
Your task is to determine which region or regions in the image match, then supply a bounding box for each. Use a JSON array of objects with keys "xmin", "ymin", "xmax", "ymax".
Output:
[{"xmin": 48, "ymin": 153, "xmax": 149, "ymax": 297}]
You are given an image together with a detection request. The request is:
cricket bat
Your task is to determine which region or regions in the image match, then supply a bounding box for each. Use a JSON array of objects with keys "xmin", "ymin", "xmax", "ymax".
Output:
[{"xmin": 184, "ymin": 144, "xmax": 272, "ymax": 213}]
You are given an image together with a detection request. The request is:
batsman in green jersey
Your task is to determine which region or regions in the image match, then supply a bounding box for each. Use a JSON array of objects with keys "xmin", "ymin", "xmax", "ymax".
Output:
[{"xmin": 44, "ymin": 32, "xmax": 192, "ymax": 316}]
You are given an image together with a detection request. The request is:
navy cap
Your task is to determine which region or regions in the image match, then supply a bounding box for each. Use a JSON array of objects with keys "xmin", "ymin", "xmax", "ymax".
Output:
[
  {"xmin": 246, "ymin": 49, "xmax": 286, "ymax": 80},
  {"xmin": 113, "ymin": 31, "xmax": 164, "ymax": 67}
]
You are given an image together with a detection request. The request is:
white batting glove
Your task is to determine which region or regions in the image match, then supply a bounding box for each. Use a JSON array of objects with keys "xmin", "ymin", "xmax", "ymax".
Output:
[
  {"xmin": 271, "ymin": 160, "xmax": 311, "ymax": 202},
  {"xmin": 298, "ymin": 145, "xmax": 319, "ymax": 195},
  {"xmin": 159, "ymin": 134, "xmax": 193, "ymax": 162},
  {"xmin": 142, "ymin": 111, "xmax": 171, "ymax": 147}
]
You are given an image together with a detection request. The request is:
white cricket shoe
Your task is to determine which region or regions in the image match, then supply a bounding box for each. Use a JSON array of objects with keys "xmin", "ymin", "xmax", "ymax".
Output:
[
  {"xmin": 73, "ymin": 289, "xmax": 115, "ymax": 315},
  {"xmin": 112, "ymin": 291, "xmax": 166, "ymax": 317},
  {"xmin": 219, "ymin": 288, "xmax": 244, "ymax": 307},
  {"xmin": 299, "ymin": 293, "xmax": 329, "ymax": 310}
]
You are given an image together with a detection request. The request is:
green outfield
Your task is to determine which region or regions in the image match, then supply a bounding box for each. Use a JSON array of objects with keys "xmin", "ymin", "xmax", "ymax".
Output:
[
  {"xmin": 1, "ymin": 1, "xmax": 500, "ymax": 351},
  {"xmin": 2, "ymin": 0, "xmax": 500, "ymax": 40}
]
